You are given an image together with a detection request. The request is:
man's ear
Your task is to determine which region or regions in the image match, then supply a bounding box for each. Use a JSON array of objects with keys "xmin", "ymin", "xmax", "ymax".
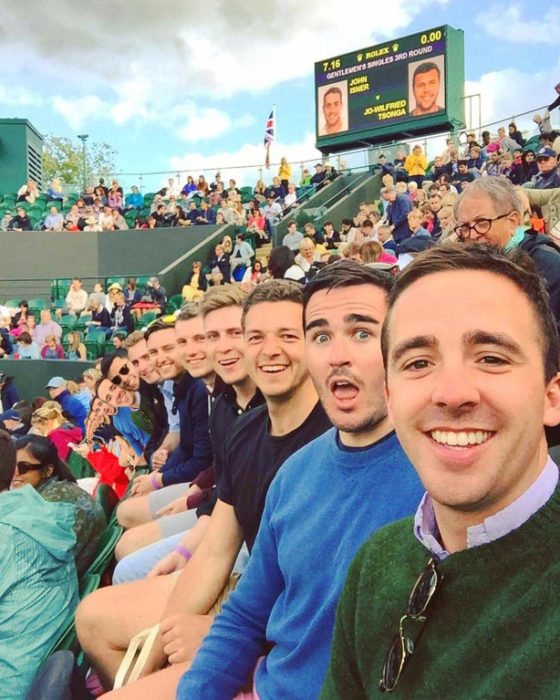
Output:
[
  {"xmin": 384, "ymin": 380, "xmax": 394, "ymax": 425},
  {"xmin": 543, "ymin": 372, "xmax": 560, "ymax": 427}
]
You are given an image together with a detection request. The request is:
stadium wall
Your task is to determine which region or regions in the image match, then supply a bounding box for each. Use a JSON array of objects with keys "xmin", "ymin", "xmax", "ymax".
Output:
[{"xmin": 0, "ymin": 359, "xmax": 93, "ymax": 402}]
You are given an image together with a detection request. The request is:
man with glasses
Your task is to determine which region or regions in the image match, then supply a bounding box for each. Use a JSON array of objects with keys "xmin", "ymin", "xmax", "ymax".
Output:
[
  {"xmin": 322, "ymin": 243, "xmax": 560, "ymax": 697},
  {"xmin": 95, "ymin": 377, "xmax": 150, "ymax": 458},
  {"xmin": 114, "ymin": 319, "xmax": 212, "ymax": 528},
  {"xmin": 452, "ymin": 176, "xmax": 560, "ymax": 325}
]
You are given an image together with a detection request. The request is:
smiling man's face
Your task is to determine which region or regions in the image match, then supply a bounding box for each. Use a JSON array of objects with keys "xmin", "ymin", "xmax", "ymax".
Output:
[
  {"xmin": 385, "ymin": 269, "xmax": 558, "ymax": 521},
  {"xmin": 243, "ymin": 301, "xmax": 308, "ymax": 399}
]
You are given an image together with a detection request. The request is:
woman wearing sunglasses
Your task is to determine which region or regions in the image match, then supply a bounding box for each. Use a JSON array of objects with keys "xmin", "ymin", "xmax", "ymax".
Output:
[{"xmin": 12, "ymin": 435, "xmax": 106, "ymax": 576}]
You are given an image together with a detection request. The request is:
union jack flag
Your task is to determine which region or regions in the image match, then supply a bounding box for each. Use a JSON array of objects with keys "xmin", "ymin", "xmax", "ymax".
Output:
[{"xmin": 264, "ymin": 109, "xmax": 275, "ymax": 146}]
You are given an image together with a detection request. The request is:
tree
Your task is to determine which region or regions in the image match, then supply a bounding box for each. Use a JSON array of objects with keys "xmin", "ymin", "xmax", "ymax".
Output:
[{"xmin": 42, "ymin": 135, "xmax": 117, "ymax": 189}]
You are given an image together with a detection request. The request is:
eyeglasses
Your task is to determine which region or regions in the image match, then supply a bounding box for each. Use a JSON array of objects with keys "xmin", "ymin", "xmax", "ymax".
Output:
[
  {"xmin": 16, "ymin": 460, "xmax": 46, "ymax": 475},
  {"xmin": 379, "ymin": 558, "xmax": 441, "ymax": 693},
  {"xmin": 453, "ymin": 212, "xmax": 513, "ymax": 242},
  {"xmin": 110, "ymin": 363, "xmax": 130, "ymax": 386}
]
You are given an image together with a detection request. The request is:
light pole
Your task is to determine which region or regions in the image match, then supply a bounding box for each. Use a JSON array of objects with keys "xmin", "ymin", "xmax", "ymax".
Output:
[{"xmin": 77, "ymin": 134, "xmax": 89, "ymax": 190}]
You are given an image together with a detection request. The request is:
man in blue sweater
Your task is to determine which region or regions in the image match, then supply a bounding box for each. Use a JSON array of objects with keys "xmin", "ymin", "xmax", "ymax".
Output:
[{"xmin": 177, "ymin": 262, "xmax": 424, "ymax": 698}]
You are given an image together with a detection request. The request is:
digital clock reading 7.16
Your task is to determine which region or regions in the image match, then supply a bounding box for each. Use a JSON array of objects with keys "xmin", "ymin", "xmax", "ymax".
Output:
[{"xmin": 322, "ymin": 58, "xmax": 341, "ymax": 72}]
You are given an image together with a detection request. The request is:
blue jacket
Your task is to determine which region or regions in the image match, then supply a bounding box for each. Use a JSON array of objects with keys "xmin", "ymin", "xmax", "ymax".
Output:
[
  {"xmin": 161, "ymin": 373, "xmax": 212, "ymax": 485},
  {"xmin": 112, "ymin": 407, "xmax": 150, "ymax": 456},
  {"xmin": 57, "ymin": 390, "xmax": 87, "ymax": 432},
  {"xmin": 387, "ymin": 193, "xmax": 413, "ymax": 243},
  {"xmin": 0, "ymin": 378, "xmax": 19, "ymax": 410},
  {"xmin": 178, "ymin": 430, "xmax": 424, "ymax": 699}
]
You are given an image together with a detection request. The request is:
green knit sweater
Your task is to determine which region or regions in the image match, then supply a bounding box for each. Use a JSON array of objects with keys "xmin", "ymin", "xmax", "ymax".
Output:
[{"xmin": 321, "ymin": 483, "xmax": 560, "ymax": 699}]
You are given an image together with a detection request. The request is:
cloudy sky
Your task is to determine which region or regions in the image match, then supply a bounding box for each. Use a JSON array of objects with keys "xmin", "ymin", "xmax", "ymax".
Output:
[{"xmin": 2, "ymin": 0, "xmax": 558, "ymax": 191}]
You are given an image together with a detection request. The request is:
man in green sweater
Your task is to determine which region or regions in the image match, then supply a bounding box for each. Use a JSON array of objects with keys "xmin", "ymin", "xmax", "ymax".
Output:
[{"xmin": 322, "ymin": 242, "xmax": 560, "ymax": 698}]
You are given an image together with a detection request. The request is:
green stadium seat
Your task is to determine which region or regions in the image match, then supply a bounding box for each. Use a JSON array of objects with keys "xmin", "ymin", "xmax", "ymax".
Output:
[
  {"xmin": 103, "ymin": 339, "xmax": 117, "ymax": 355},
  {"xmin": 135, "ymin": 275, "xmax": 151, "ymax": 288},
  {"xmin": 75, "ymin": 314, "xmax": 92, "ymax": 330},
  {"xmin": 28, "ymin": 298, "xmax": 49, "ymax": 310},
  {"xmin": 59, "ymin": 315, "xmax": 77, "ymax": 330},
  {"xmin": 66, "ymin": 449, "xmax": 95, "ymax": 480},
  {"xmin": 169, "ymin": 294, "xmax": 184, "ymax": 310},
  {"xmin": 136, "ymin": 311, "xmax": 157, "ymax": 329},
  {"xmin": 47, "ymin": 200, "xmax": 62, "ymax": 211},
  {"xmin": 52, "ymin": 278, "xmax": 71, "ymax": 293},
  {"xmin": 240, "ymin": 186, "xmax": 253, "ymax": 204},
  {"xmin": 106, "ymin": 277, "xmax": 126, "ymax": 290},
  {"xmin": 3, "ymin": 299, "xmax": 20, "ymax": 309},
  {"xmin": 85, "ymin": 523, "xmax": 123, "ymax": 577},
  {"xmin": 95, "ymin": 483, "xmax": 119, "ymax": 521}
]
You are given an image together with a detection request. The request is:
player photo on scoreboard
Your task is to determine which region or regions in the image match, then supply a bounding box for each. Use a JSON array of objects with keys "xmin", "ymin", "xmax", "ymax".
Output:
[
  {"xmin": 317, "ymin": 80, "xmax": 349, "ymax": 136},
  {"xmin": 408, "ymin": 55, "xmax": 445, "ymax": 117}
]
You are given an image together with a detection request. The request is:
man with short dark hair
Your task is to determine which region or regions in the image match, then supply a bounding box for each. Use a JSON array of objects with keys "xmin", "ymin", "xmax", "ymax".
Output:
[
  {"xmin": 321, "ymin": 87, "xmax": 345, "ymax": 135},
  {"xmin": 322, "ymin": 243, "xmax": 560, "ymax": 698},
  {"xmin": 8, "ymin": 206, "xmax": 32, "ymax": 231},
  {"xmin": 282, "ymin": 220, "xmax": 304, "ymax": 251},
  {"xmin": 410, "ymin": 61, "xmax": 443, "ymax": 116},
  {"xmin": 115, "ymin": 319, "xmax": 212, "ymax": 527},
  {"xmin": 452, "ymin": 160, "xmax": 476, "ymax": 193},
  {"xmin": 77, "ymin": 281, "xmax": 330, "ymax": 694},
  {"xmin": 311, "ymin": 162, "xmax": 327, "ymax": 189},
  {"xmin": 178, "ymin": 263, "xmax": 423, "ymax": 698}
]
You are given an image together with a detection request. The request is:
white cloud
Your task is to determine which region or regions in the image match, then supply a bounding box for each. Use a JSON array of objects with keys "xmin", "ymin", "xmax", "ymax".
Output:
[
  {"xmin": 0, "ymin": 0, "xmax": 448, "ymax": 105},
  {"xmin": 475, "ymin": 5, "xmax": 560, "ymax": 43},
  {"xmin": 52, "ymin": 95, "xmax": 108, "ymax": 131},
  {"xmin": 0, "ymin": 82, "xmax": 43, "ymax": 108},
  {"xmin": 465, "ymin": 64, "xmax": 560, "ymax": 133}
]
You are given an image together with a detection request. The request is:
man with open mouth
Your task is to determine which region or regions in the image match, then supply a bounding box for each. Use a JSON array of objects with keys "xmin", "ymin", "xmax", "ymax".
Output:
[
  {"xmin": 322, "ymin": 243, "xmax": 560, "ymax": 698},
  {"xmin": 177, "ymin": 263, "xmax": 423, "ymax": 699}
]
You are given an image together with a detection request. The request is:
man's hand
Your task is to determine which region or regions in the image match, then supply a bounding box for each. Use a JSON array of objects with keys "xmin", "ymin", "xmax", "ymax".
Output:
[
  {"xmin": 156, "ymin": 483, "xmax": 201, "ymax": 517},
  {"xmin": 160, "ymin": 613, "xmax": 214, "ymax": 665},
  {"xmin": 156, "ymin": 494, "xmax": 188, "ymax": 517},
  {"xmin": 147, "ymin": 550, "xmax": 188, "ymax": 578},
  {"xmin": 71, "ymin": 442, "xmax": 90, "ymax": 458},
  {"xmin": 135, "ymin": 632, "xmax": 167, "ymax": 679},
  {"xmin": 130, "ymin": 472, "xmax": 162, "ymax": 496},
  {"xmin": 151, "ymin": 448, "xmax": 169, "ymax": 470}
]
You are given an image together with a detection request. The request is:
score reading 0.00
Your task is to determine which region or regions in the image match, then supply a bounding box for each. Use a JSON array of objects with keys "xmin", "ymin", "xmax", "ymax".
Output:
[{"xmin": 315, "ymin": 26, "xmax": 449, "ymax": 140}]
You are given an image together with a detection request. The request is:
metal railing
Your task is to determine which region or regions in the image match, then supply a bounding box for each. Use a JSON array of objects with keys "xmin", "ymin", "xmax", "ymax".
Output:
[{"xmin": 92, "ymin": 103, "xmax": 558, "ymax": 195}]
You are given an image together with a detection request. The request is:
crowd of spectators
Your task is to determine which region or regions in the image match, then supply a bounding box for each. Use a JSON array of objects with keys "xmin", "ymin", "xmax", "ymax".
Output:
[
  {"xmin": 0, "ymin": 158, "xmax": 341, "ymax": 234},
  {"xmin": 0, "ymin": 276, "xmax": 167, "ymax": 362},
  {"xmin": 2, "ymin": 99, "xmax": 560, "ymax": 697}
]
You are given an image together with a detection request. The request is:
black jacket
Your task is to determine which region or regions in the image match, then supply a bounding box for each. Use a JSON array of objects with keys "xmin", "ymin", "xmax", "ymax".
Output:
[{"xmin": 520, "ymin": 230, "xmax": 560, "ymax": 326}]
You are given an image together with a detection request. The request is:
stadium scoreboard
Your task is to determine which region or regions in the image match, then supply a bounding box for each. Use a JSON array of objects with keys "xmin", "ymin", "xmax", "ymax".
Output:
[{"xmin": 315, "ymin": 25, "xmax": 464, "ymax": 152}]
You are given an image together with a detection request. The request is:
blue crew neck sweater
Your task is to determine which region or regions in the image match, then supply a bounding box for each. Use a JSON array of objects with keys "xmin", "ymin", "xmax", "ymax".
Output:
[{"xmin": 178, "ymin": 428, "xmax": 424, "ymax": 699}]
